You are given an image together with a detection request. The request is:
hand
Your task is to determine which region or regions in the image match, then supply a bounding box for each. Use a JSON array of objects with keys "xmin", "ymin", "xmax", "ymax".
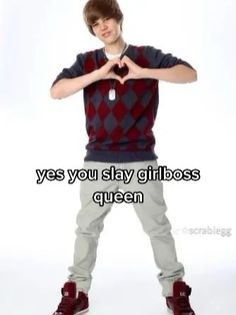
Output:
[
  {"xmin": 96, "ymin": 58, "xmax": 123, "ymax": 84},
  {"xmin": 119, "ymin": 56, "xmax": 144, "ymax": 84}
]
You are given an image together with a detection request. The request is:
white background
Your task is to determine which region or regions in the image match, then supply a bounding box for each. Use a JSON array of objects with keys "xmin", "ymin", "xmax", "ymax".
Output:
[{"xmin": 0, "ymin": 0, "xmax": 235, "ymax": 314}]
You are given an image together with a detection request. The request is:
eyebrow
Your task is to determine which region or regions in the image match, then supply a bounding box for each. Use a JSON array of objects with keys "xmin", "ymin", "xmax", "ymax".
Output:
[{"xmin": 92, "ymin": 17, "xmax": 110, "ymax": 25}]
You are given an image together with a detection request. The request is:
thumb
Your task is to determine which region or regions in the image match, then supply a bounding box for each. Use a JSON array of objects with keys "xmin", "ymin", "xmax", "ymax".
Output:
[
  {"xmin": 121, "ymin": 74, "xmax": 130, "ymax": 84},
  {"xmin": 114, "ymin": 75, "xmax": 123, "ymax": 84}
]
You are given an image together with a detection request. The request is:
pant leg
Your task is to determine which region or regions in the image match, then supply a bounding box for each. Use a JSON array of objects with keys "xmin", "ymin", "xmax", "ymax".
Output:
[
  {"xmin": 68, "ymin": 161, "xmax": 119, "ymax": 293},
  {"xmin": 119, "ymin": 160, "xmax": 185, "ymax": 297}
]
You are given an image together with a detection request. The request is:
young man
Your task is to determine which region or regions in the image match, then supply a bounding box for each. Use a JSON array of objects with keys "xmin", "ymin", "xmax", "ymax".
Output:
[{"xmin": 50, "ymin": 0, "xmax": 197, "ymax": 314}]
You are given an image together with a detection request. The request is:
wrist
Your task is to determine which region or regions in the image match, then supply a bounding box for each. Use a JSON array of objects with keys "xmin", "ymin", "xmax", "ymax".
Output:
[
  {"xmin": 141, "ymin": 68, "xmax": 153, "ymax": 79},
  {"xmin": 93, "ymin": 69, "xmax": 102, "ymax": 81}
]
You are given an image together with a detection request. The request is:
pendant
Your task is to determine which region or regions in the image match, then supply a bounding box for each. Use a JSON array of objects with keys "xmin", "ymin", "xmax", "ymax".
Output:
[{"xmin": 109, "ymin": 88, "xmax": 116, "ymax": 101}]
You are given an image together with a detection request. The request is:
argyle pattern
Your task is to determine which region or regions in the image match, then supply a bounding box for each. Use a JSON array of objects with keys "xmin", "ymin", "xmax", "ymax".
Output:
[{"xmin": 52, "ymin": 45, "xmax": 194, "ymax": 162}]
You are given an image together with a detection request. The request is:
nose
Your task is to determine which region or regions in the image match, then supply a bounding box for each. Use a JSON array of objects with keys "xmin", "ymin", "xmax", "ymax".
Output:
[{"xmin": 100, "ymin": 21, "xmax": 108, "ymax": 31}]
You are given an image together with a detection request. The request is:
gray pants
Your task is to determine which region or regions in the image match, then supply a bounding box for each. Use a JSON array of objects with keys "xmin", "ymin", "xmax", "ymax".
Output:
[{"xmin": 68, "ymin": 160, "xmax": 184, "ymax": 297}]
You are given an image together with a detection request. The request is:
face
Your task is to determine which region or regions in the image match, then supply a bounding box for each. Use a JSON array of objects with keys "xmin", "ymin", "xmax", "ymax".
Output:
[{"xmin": 91, "ymin": 17, "xmax": 122, "ymax": 45}]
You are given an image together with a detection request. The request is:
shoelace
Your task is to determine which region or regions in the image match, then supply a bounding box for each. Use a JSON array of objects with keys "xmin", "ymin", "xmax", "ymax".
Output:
[{"xmin": 55, "ymin": 296, "xmax": 76, "ymax": 314}]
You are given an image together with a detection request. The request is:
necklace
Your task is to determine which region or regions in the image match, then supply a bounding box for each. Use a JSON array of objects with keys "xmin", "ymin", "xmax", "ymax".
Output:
[{"xmin": 103, "ymin": 43, "xmax": 129, "ymax": 101}]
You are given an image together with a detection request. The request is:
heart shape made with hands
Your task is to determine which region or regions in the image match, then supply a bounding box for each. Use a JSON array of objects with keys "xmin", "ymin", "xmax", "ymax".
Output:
[{"xmin": 113, "ymin": 63, "xmax": 129, "ymax": 78}]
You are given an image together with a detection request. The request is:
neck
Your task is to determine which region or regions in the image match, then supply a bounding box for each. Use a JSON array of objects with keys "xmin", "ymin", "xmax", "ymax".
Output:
[{"xmin": 104, "ymin": 37, "xmax": 126, "ymax": 55}]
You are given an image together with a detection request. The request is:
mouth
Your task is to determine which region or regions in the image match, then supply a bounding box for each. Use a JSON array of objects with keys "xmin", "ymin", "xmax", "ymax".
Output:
[{"xmin": 102, "ymin": 31, "xmax": 111, "ymax": 38}]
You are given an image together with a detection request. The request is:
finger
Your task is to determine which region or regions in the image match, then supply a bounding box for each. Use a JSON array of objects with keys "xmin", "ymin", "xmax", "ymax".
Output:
[
  {"xmin": 110, "ymin": 73, "xmax": 123, "ymax": 84},
  {"xmin": 110, "ymin": 58, "xmax": 122, "ymax": 70},
  {"xmin": 109, "ymin": 58, "xmax": 119, "ymax": 68},
  {"xmin": 116, "ymin": 75, "xmax": 123, "ymax": 84},
  {"xmin": 122, "ymin": 55, "xmax": 128, "ymax": 61},
  {"xmin": 121, "ymin": 60, "xmax": 128, "ymax": 68},
  {"xmin": 121, "ymin": 55, "xmax": 131, "ymax": 63},
  {"xmin": 120, "ymin": 77, "xmax": 124, "ymax": 85},
  {"xmin": 120, "ymin": 59, "xmax": 125, "ymax": 67},
  {"xmin": 115, "ymin": 57, "xmax": 122, "ymax": 66},
  {"xmin": 121, "ymin": 58, "xmax": 131, "ymax": 68},
  {"xmin": 121, "ymin": 74, "xmax": 130, "ymax": 84}
]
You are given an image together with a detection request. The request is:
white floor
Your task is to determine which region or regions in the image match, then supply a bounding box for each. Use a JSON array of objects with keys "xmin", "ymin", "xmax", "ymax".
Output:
[{"xmin": 1, "ymin": 231, "xmax": 235, "ymax": 315}]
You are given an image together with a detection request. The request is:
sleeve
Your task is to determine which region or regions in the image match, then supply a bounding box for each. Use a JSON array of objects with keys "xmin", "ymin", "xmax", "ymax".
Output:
[
  {"xmin": 145, "ymin": 45, "xmax": 195, "ymax": 70},
  {"xmin": 51, "ymin": 53, "xmax": 85, "ymax": 87}
]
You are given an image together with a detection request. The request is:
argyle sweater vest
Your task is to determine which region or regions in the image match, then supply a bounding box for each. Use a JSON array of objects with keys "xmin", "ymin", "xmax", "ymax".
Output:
[{"xmin": 52, "ymin": 44, "xmax": 194, "ymax": 162}]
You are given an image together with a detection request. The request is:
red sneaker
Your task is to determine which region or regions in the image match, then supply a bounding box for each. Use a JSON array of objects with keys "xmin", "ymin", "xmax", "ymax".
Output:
[
  {"xmin": 166, "ymin": 281, "xmax": 195, "ymax": 315},
  {"xmin": 52, "ymin": 281, "xmax": 89, "ymax": 315}
]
